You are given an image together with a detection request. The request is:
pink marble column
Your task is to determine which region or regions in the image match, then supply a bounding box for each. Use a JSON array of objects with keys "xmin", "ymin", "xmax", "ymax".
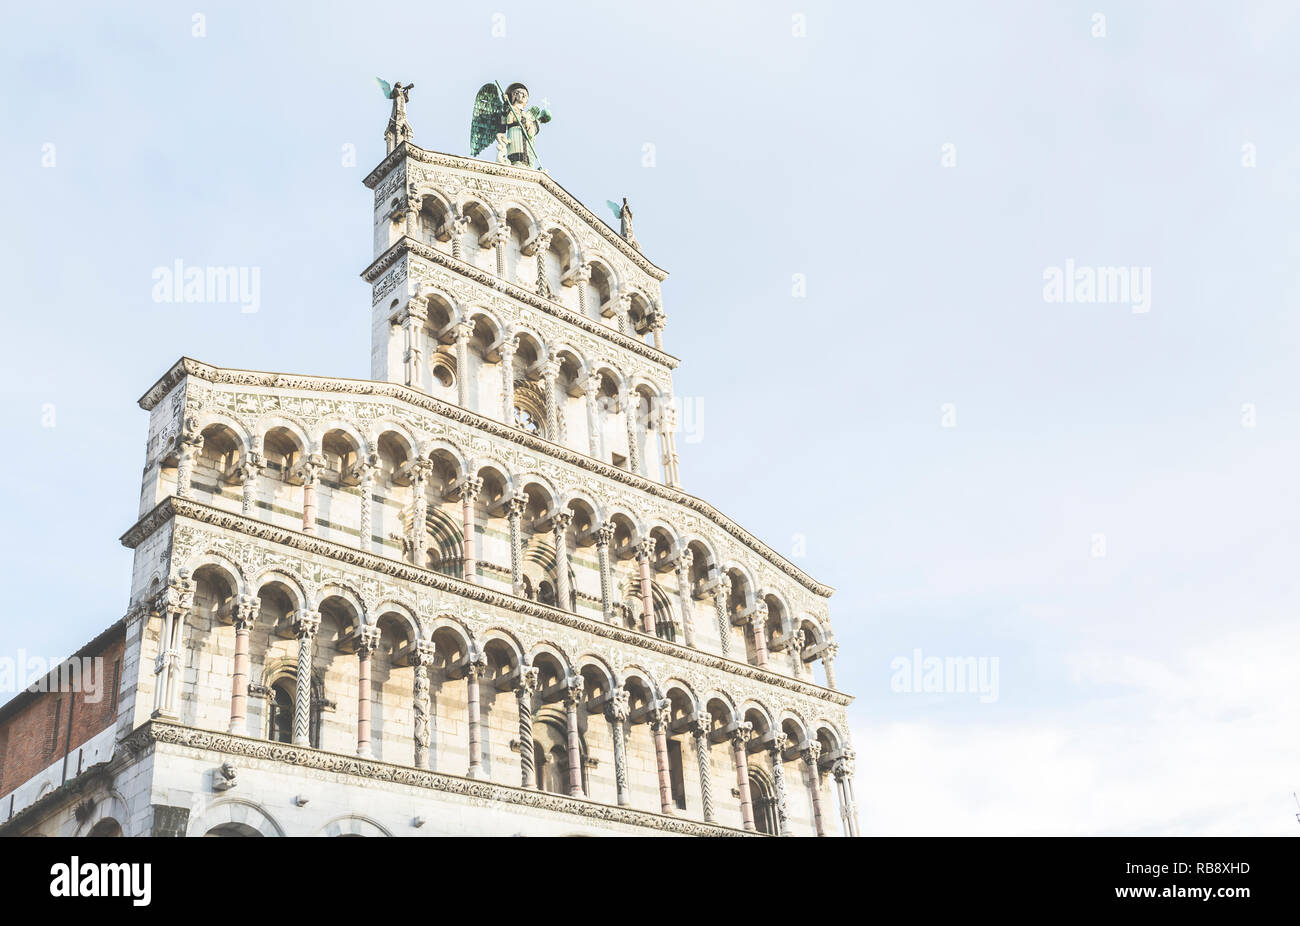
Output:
[
  {"xmin": 460, "ymin": 476, "xmax": 483, "ymax": 583},
  {"xmin": 731, "ymin": 723, "xmax": 755, "ymax": 831},
  {"xmin": 650, "ymin": 701, "xmax": 675, "ymax": 814},
  {"xmin": 356, "ymin": 626, "xmax": 379, "ymax": 757},
  {"xmin": 636, "ymin": 539, "xmax": 656, "ymax": 635},
  {"xmin": 466, "ymin": 655, "xmax": 486, "ymax": 778},
  {"xmin": 564, "ymin": 679, "xmax": 584, "ymax": 797},
  {"xmin": 228, "ymin": 595, "xmax": 259, "ymax": 734}
]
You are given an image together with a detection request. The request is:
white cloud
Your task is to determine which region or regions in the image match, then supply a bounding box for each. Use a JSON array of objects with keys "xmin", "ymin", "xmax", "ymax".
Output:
[{"xmin": 851, "ymin": 624, "xmax": 1300, "ymax": 835}]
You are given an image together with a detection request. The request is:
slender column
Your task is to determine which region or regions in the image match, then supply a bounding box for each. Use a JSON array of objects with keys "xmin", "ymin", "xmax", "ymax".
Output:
[
  {"xmin": 622, "ymin": 388, "xmax": 641, "ymax": 473},
  {"xmin": 769, "ymin": 733, "xmax": 791, "ymax": 836},
  {"xmin": 448, "ymin": 215, "xmax": 468, "ymax": 260},
  {"xmin": 175, "ymin": 431, "xmax": 203, "ymax": 500},
  {"xmin": 563, "ymin": 678, "xmax": 585, "ymax": 797},
  {"xmin": 291, "ymin": 610, "xmax": 320, "ymax": 746},
  {"xmin": 713, "ymin": 575, "xmax": 732, "ymax": 657},
  {"xmin": 499, "ymin": 332, "xmax": 519, "ymax": 425},
  {"xmin": 614, "ymin": 292, "xmax": 630, "ymax": 335},
  {"xmin": 659, "ymin": 398, "xmax": 680, "ymax": 487},
  {"xmin": 730, "ymin": 723, "xmax": 755, "ymax": 831},
  {"xmin": 228, "ymin": 595, "xmax": 259, "ymax": 734},
  {"xmin": 533, "ymin": 231, "xmax": 552, "ymax": 298},
  {"xmin": 649, "ymin": 700, "xmax": 675, "ymax": 814},
  {"xmin": 803, "ymin": 743, "xmax": 826, "ymax": 836},
  {"xmin": 236, "ymin": 456, "xmax": 261, "ymax": 516},
  {"xmin": 411, "ymin": 642, "xmax": 434, "ymax": 769},
  {"xmin": 354, "ymin": 626, "xmax": 379, "ymax": 757},
  {"xmin": 649, "ymin": 309, "xmax": 666, "ymax": 351},
  {"xmin": 515, "ymin": 666, "xmax": 539, "ymax": 788},
  {"xmin": 572, "ymin": 263, "xmax": 591, "ymax": 317},
  {"xmin": 833, "ymin": 749, "xmax": 859, "ymax": 837},
  {"xmin": 675, "ymin": 549, "xmax": 696, "ymax": 648},
  {"xmin": 153, "ymin": 575, "xmax": 193, "ymax": 718},
  {"xmin": 492, "ymin": 226, "xmax": 508, "ymax": 277},
  {"xmin": 296, "ymin": 454, "xmax": 324, "ymax": 535},
  {"xmin": 404, "ymin": 191, "xmax": 422, "ymax": 237},
  {"xmin": 691, "ymin": 711, "xmax": 714, "ymax": 822},
  {"xmin": 465, "ymin": 654, "xmax": 487, "ymax": 778},
  {"xmin": 541, "ymin": 356, "xmax": 561, "ymax": 441},
  {"xmin": 402, "ymin": 298, "xmax": 428, "ymax": 389},
  {"xmin": 151, "ymin": 603, "xmax": 173, "ymax": 716},
  {"xmin": 750, "ymin": 602, "xmax": 770, "ymax": 667},
  {"xmin": 552, "ymin": 510, "xmax": 573, "ymax": 612},
  {"xmin": 583, "ymin": 371, "xmax": 603, "ymax": 458},
  {"xmin": 353, "ymin": 457, "xmax": 377, "ymax": 553},
  {"xmin": 595, "ymin": 523, "xmax": 615, "ymax": 623},
  {"xmin": 635, "ymin": 539, "xmax": 656, "ymax": 635},
  {"xmin": 460, "ymin": 475, "xmax": 483, "ymax": 583},
  {"xmin": 506, "ymin": 491, "xmax": 528, "ymax": 596},
  {"xmin": 823, "ymin": 642, "xmax": 839, "ymax": 689},
  {"xmin": 608, "ymin": 688, "xmax": 630, "ymax": 806},
  {"xmin": 454, "ymin": 318, "xmax": 475, "ymax": 408},
  {"xmin": 789, "ymin": 629, "xmax": 806, "ymax": 678},
  {"xmin": 410, "ymin": 459, "xmax": 430, "ymax": 567}
]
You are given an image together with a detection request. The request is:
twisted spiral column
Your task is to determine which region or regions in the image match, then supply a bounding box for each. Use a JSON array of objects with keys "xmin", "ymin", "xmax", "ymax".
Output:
[
  {"xmin": 291, "ymin": 610, "xmax": 320, "ymax": 747},
  {"xmin": 515, "ymin": 666, "xmax": 539, "ymax": 788},
  {"xmin": 691, "ymin": 711, "xmax": 714, "ymax": 822}
]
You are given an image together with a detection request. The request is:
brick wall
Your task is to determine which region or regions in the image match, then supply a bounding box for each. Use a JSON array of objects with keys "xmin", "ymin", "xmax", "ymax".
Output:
[{"xmin": 0, "ymin": 627, "xmax": 125, "ymax": 796}]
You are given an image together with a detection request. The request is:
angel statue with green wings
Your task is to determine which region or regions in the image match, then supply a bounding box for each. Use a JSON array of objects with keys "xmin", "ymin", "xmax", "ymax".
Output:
[
  {"xmin": 470, "ymin": 81, "xmax": 552, "ymax": 169},
  {"xmin": 376, "ymin": 78, "xmax": 415, "ymax": 153}
]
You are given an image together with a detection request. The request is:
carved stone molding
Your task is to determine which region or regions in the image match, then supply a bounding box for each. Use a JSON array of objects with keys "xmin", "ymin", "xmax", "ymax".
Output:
[
  {"xmin": 135, "ymin": 360, "xmax": 834, "ymax": 601},
  {"xmin": 119, "ymin": 497, "xmax": 852, "ymax": 716},
  {"xmin": 123, "ymin": 721, "xmax": 751, "ymax": 837}
]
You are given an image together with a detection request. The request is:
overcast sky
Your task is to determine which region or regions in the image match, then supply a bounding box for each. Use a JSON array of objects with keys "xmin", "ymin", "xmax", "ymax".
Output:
[{"xmin": 1, "ymin": 1, "xmax": 1297, "ymax": 835}]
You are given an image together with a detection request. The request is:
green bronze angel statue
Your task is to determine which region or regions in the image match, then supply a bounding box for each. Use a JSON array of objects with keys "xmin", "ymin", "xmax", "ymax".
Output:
[{"xmin": 470, "ymin": 81, "xmax": 552, "ymax": 169}]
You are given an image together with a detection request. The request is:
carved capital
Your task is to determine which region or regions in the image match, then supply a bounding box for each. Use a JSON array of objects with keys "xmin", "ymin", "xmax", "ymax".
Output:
[
  {"xmin": 506, "ymin": 491, "xmax": 529, "ymax": 518},
  {"xmin": 801, "ymin": 742, "xmax": 822, "ymax": 768},
  {"xmin": 595, "ymin": 522, "xmax": 616, "ymax": 548},
  {"xmin": 634, "ymin": 537, "xmax": 655, "ymax": 563},
  {"xmin": 690, "ymin": 710, "xmax": 711, "ymax": 737},
  {"xmin": 292, "ymin": 609, "xmax": 321, "ymax": 640},
  {"xmin": 607, "ymin": 687, "xmax": 630, "ymax": 722},
  {"xmin": 563, "ymin": 676, "xmax": 584, "ymax": 706},
  {"xmin": 515, "ymin": 665, "xmax": 540, "ymax": 697},
  {"xmin": 455, "ymin": 318, "xmax": 475, "ymax": 341},
  {"xmin": 460, "ymin": 475, "xmax": 484, "ymax": 503},
  {"xmin": 232, "ymin": 594, "xmax": 260, "ymax": 630},
  {"xmin": 728, "ymin": 721, "xmax": 753, "ymax": 750},
  {"xmin": 355, "ymin": 625, "xmax": 381, "ymax": 656}
]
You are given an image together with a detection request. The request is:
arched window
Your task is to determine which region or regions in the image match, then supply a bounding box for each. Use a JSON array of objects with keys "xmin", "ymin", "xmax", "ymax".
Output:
[
  {"xmin": 268, "ymin": 679, "xmax": 295, "ymax": 744},
  {"xmin": 87, "ymin": 819, "xmax": 123, "ymax": 837},
  {"xmin": 267, "ymin": 675, "xmax": 319, "ymax": 748},
  {"xmin": 750, "ymin": 769, "xmax": 778, "ymax": 835}
]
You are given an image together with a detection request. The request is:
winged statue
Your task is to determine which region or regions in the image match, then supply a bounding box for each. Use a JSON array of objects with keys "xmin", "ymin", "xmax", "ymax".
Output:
[{"xmin": 471, "ymin": 81, "xmax": 552, "ymax": 169}]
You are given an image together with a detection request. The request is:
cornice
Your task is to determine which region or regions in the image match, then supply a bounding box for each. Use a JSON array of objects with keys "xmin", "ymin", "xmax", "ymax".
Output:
[
  {"xmin": 121, "ymin": 496, "xmax": 851, "ymax": 707},
  {"xmin": 123, "ymin": 721, "xmax": 750, "ymax": 836},
  {"xmin": 136, "ymin": 359, "xmax": 836, "ymax": 599},
  {"xmin": 361, "ymin": 237, "xmax": 679, "ymax": 371},
  {"xmin": 363, "ymin": 142, "xmax": 668, "ymax": 282}
]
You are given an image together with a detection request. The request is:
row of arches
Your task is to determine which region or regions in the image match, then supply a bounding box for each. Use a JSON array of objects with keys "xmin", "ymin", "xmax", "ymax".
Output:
[
  {"xmin": 170, "ymin": 417, "xmax": 839, "ymax": 684},
  {"xmin": 146, "ymin": 564, "xmax": 858, "ymax": 836},
  {"xmin": 388, "ymin": 292, "xmax": 677, "ymax": 483},
  {"xmin": 392, "ymin": 185, "xmax": 664, "ymax": 349}
]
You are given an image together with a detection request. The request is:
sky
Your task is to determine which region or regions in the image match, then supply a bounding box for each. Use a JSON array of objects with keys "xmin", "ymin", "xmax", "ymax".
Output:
[{"xmin": 1, "ymin": 0, "xmax": 1298, "ymax": 835}]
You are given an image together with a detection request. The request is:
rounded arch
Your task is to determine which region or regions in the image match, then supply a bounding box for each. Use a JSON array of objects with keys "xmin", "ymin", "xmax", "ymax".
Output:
[
  {"xmin": 249, "ymin": 570, "xmax": 307, "ymax": 612},
  {"xmin": 527, "ymin": 641, "xmax": 573, "ymax": 681},
  {"xmin": 184, "ymin": 553, "xmax": 245, "ymax": 599},
  {"xmin": 74, "ymin": 791, "xmax": 130, "ymax": 837},
  {"xmin": 188, "ymin": 799, "xmax": 283, "ymax": 837},
  {"xmin": 318, "ymin": 814, "xmax": 392, "ymax": 837}
]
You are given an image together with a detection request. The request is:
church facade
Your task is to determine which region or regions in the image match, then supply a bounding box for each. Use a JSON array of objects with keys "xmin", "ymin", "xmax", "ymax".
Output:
[{"xmin": 0, "ymin": 91, "xmax": 857, "ymax": 837}]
